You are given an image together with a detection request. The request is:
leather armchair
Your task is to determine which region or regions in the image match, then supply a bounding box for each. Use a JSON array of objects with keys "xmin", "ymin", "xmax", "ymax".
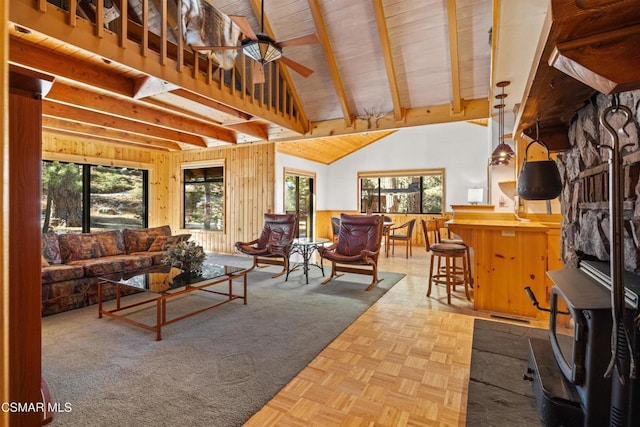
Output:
[
  {"xmin": 235, "ymin": 213, "xmax": 296, "ymax": 278},
  {"xmin": 317, "ymin": 213, "xmax": 384, "ymax": 290}
]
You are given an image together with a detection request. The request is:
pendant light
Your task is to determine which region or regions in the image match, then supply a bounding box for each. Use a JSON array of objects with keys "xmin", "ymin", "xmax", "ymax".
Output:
[
  {"xmin": 490, "ymin": 81, "xmax": 515, "ymax": 166},
  {"xmin": 516, "ymin": 119, "xmax": 562, "ymax": 200}
]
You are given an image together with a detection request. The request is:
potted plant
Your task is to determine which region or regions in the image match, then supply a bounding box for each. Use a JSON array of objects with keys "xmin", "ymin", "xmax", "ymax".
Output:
[{"xmin": 161, "ymin": 240, "xmax": 206, "ymax": 276}]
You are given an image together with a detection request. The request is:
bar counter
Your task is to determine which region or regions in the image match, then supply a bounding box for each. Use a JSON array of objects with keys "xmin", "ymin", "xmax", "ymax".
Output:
[{"xmin": 447, "ymin": 212, "xmax": 562, "ymax": 320}]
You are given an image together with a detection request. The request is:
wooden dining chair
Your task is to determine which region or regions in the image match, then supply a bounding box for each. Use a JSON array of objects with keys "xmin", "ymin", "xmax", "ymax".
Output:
[{"xmin": 387, "ymin": 218, "xmax": 416, "ymax": 258}]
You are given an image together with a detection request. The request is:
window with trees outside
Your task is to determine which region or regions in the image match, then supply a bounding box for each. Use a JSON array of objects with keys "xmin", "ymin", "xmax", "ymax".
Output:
[
  {"xmin": 359, "ymin": 169, "xmax": 445, "ymax": 214},
  {"xmin": 183, "ymin": 165, "xmax": 225, "ymax": 231},
  {"xmin": 41, "ymin": 160, "xmax": 148, "ymax": 233}
]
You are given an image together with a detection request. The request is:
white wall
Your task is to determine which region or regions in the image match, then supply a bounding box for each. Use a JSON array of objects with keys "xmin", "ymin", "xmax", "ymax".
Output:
[
  {"xmin": 274, "ymin": 154, "xmax": 328, "ymax": 213},
  {"xmin": 276, "ymin": 121, "xmax": 491, "ymax": 213}
]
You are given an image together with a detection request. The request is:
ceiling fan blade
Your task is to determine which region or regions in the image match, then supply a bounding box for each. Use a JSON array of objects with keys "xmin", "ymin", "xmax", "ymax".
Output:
[
  {"xmin": 279, "ymin": 56, "xmax": 314, "ymax": 78},
  {"xmin": 252, "ymin": 61, "xmax": 266, "ymax": 84},
  {"xmin": 276, "ymin": 33, "xmax": 319, "ymax": 48},
  {"xmin": 191, "ymin": 45, "xmax": 241, "ymax": 51},
  {"xmin": 229, "ymin": 15, "xmax": 257, "ymax": 40}
]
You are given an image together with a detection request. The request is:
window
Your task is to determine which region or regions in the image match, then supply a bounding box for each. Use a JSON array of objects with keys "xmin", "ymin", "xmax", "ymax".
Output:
[
  {"xmin": 183, "ymin": 165, "xmax": 225, "ymax": 231},
  {"xmin": 359, "ymin": 169, "xmax": 444, "ymax": 214},
  {"xmin": 42, "ymin": 160, "xmax": 148, "ymax": 233}
]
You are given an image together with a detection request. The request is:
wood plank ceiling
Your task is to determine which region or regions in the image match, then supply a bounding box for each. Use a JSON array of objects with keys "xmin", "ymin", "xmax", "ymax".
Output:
[{"xmin": 8, "ymin": 0, "xmax": 493, "ymax": 163}]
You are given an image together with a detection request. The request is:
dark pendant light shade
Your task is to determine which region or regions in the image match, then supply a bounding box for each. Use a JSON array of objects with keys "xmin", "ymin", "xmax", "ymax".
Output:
[
  {"xmin": 517, "ymin": 121, "xmax": 562, "ymax": 200},
  {"xmin": 490, "ymin": 81, "xmax": 515, "ymax": 166}
]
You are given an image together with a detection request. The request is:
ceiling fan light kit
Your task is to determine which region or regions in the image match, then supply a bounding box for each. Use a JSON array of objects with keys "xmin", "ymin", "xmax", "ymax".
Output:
[{"xmin": 242, "ymin": 33, "xmax": 282, "ymax": 64}]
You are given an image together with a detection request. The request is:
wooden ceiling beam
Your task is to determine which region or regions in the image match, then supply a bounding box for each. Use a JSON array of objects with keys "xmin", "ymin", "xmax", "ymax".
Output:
[
  {"xmin": 285, "ymin": 98, "xmax": 489, "ymax": 142},
  {"xmin": 42, "ymin": 100, "xmax": 207, "ymax": 148},
  {"xmin": 224, "ymin": 122, "xmax": 269, "ymax": 140},
  {"xmin": 307, "ymin": 0, "xmax": 353, "ymax": 127},
  {"xmin": 446, "ymin": 0, "xmax": 462, "ymax": 114},
  {"xmin": 372, "ymin": 0, "xmax": 403, "ymax": 122},
  {"xmin": 45, "ymin": 82, "xmax": 237, "ymax": 144},
  {"xmin": 171, "ymin": 88, "xmax": 252, "ymax": 121},
  {"xmin": 9, "ymin": 36, "xmax": 135, "ymax": 97},
  {"xmin": 42, "ymin": 116, "xmax": 181, "ymax": 151}
]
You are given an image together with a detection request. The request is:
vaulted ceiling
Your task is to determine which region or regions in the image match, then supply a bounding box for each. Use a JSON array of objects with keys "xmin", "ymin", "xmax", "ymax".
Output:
[{"xmin": 9, "ymin": 0, "xmax": 496, "ymax": 161}]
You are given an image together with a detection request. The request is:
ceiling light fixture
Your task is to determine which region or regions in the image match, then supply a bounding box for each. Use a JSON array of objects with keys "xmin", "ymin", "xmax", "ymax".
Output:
[
  {"xmin": 241, "ymin": 0, "xmax": 282, "ymax": 65},
  {"xmin": 490, "ymin": 81, "xmax": 515, "ymax": 166},
  {"xmin": 242, "ymin": 33, "xmax": 282, "ymax": 64}
]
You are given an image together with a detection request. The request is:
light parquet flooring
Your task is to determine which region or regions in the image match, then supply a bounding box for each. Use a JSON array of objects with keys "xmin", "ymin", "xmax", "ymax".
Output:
[{"xmin": 246, "ymin": 248, "xmax": 547, "ymax": 426}]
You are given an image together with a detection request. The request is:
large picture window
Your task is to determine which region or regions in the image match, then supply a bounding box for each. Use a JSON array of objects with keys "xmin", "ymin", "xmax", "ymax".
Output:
[
  {"xmin": 42, "ymin": 160, "xmax": 148, "ymax": 233},
  {"xmin": 183, "ymin": 165, "xmax": 225, "ymax": 231},
  {"xmin": 359, "ymin": 169, "xmax": 444, "ymax": 214}
]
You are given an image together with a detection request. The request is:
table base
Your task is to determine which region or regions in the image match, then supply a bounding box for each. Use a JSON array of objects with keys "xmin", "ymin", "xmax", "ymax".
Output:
[{"xmin": 98, "ymin": 270, "xmax": 247, "ymax": 340}]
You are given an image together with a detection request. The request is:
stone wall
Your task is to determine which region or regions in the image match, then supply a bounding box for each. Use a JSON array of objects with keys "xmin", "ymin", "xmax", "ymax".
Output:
[{"xmin": 558, "ymin": 90, "xmax": 640, "ymax": 271}]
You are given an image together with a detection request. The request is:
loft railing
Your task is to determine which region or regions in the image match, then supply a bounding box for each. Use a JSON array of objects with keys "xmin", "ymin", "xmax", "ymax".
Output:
[{"xmin": 12, "ymin": 0, "xmax": 307, "ymax": 134}]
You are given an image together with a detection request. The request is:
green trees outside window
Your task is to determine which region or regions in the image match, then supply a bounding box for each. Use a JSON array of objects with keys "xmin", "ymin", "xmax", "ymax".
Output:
[
  {"xmin": 42, "ymin": 160, "xmax": 147, "ymax": 233},
  {"xmin": 183, "ymin": 166, "xmax": 224, "ymax": 231},
  {"xmin": 359, "ymin": 171, "xmax": 444, "ymax": 214}
]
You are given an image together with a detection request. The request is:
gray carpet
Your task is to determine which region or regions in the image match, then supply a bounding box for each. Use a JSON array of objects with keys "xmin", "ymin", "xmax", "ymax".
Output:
[
  {"xmin": 466, "ymin": 319, "xmax": 548, "ymax": 426},
  {"xmin": 42, "ymin": 254, "xmax": 404, "ymax": 427}
]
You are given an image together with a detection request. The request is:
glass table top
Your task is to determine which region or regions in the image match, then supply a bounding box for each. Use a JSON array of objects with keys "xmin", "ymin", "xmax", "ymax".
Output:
[{"xmin": 100, "ymin": 263, "xmax": 246, "ymax": 293}]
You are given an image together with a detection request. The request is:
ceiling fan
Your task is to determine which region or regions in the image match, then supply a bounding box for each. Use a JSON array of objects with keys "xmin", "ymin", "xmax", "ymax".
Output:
[{"xmin": 192, "ymin": 0, "xmax": 319, "ymax": 84}]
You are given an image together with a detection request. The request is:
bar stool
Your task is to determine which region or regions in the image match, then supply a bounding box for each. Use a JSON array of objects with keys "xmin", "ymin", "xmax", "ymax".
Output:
[
  {"xmin": 434, "ymin": 217, "xmax": 473, "ymax": 286},
  {"xmin": 421, "ymin": 219, "xmax": 471, "ymax": 304}
]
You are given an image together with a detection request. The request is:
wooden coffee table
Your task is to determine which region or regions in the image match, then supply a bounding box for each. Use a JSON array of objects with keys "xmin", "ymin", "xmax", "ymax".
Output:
[{"xmin": 98, "ymin": 264, "xmax": 248, "ymax": 340}]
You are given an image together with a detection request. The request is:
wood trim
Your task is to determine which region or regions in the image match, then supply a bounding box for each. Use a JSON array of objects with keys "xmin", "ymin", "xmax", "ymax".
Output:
[
  {"xmin": 301, "ymin": 99, "xmax": 489, "ymax": 141},
  {"xmin": 358, "ymin": 168, "xmax": 446, "ymax": 178},
  {"xmin": 282, "ymin": 168, "xmax": 317, "ymax": 217}
]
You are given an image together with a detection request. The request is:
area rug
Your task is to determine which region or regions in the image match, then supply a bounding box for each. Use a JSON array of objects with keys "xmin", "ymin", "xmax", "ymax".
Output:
[
  {"xmin": 466, "ymin": 319, "xmax": 548, "ymax": 426},
  {"xmin": 41, "ymin": 254, "xmax": 404, "ymax": 427}
]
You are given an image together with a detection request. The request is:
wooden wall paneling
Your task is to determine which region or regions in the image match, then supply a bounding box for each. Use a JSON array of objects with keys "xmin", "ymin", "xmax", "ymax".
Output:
[
  {"xmin": 173, "ymin": 143, "xmax": 275, "ymax": 254},
  {"xmin": 8, "ymin": 70, "xmax": 48, "ymax": 426},
  {"xmin": 41, "ymin": 134, "xmax": 276, "ymax": 254}
]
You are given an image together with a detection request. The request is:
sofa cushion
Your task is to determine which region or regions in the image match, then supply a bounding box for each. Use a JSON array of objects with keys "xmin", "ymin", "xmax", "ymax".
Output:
[
  {"xmin": 93, "ymin": 230, "xmax": 126, "ymax": 257},
  {"xmin": 129, "ymin": 251, "xmax": 165, "ymax": 265},
  {"xmin": 41, "ymin": 264, "xmax": 85, "ymax": 284},
  {"xmin": 123, "ymin": 225, "xmax": 172, "ymax": 253},
  {"xmin": 58, "ymin": 230, "xmax": 125, "ymax": 262},
  {"xmin": 42, "ymin": 233, "xmax": 63, "ymax": 264},
  {"xmin": 70, "ymin": 254, "xmax": 154, "ymax": 277}
]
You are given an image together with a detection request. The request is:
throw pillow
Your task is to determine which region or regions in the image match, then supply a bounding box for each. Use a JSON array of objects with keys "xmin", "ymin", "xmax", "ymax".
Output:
[
  {"xmin": 148, "ymin": 235, "xmax": 181, "ymax": 252},
  {"xmin": 175, "ymin": 233, "xmax": 192, "ymax": 243},
  {"xmin": 42, "ymin": 233, "xmax": 62, "ymax": 264},
  {"xmin": 41, "ymin": 255, "xmax": 50, "ymax": 268}
]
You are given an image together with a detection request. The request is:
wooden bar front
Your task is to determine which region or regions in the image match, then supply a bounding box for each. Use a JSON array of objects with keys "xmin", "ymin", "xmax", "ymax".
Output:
[{"xmin": 448, "ymin": 213, "xmax": 561, "ymax": 320}]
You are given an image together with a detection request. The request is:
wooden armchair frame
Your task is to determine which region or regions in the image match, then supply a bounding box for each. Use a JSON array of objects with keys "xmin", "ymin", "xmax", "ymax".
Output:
[
  {"xmin": 235, "ymin": 213, "xmax": 297, "ymax": 278},
  {"xmin": 318, "ymin": 213, "xmax": 384, "ymax": 290}
]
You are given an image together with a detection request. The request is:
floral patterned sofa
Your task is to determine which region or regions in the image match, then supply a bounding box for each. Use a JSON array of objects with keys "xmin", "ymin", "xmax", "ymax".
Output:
[{"xmin": 41, "ymin": 225, "xmax": 189, "ymax": 316}]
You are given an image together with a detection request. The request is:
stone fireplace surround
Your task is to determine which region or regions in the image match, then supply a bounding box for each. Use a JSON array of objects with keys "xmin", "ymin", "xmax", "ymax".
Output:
[{"xmin": 559, "ymin": 89, "xmax": 640, "ymax": 272}]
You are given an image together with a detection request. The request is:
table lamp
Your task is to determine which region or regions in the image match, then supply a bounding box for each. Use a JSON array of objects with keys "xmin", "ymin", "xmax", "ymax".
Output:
[{"xmin": 467, "ymin": 188, "xmax": 483, "ymax": 205}]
